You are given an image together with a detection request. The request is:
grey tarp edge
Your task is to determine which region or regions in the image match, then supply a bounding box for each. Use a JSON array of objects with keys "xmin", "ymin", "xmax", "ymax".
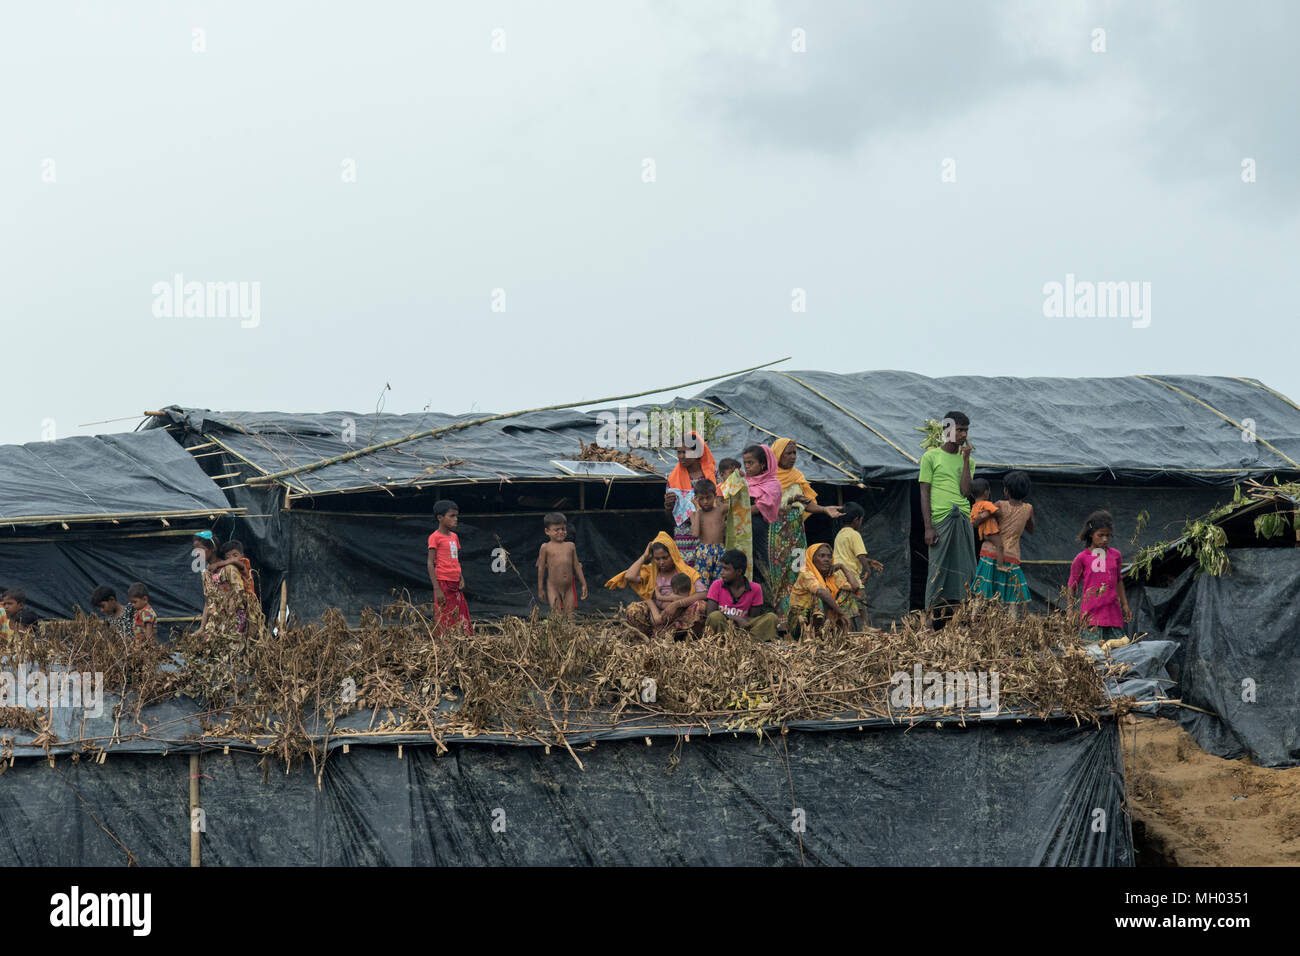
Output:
[{"xmin": 0, "ymin": 430, "xmax": 233, "ymax": 522}]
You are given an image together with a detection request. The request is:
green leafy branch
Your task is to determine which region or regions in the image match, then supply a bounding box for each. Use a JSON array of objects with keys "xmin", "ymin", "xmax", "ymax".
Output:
[{"xmin": 1129, "ymin": 479, "xmax": 1299, "ymax": 580}]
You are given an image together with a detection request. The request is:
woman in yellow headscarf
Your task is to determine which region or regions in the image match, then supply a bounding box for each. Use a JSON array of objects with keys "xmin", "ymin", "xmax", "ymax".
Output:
[
  {"xmin": 606, "ymin": 531, "xmax": 707, "ymax": 638},
  {"xmin": 768, "ymin": 438, "xmax": 844, "ymax": 617},
  {"xmin": 785, "ymin": 542, "xmax": 852, "ymax": 639}
]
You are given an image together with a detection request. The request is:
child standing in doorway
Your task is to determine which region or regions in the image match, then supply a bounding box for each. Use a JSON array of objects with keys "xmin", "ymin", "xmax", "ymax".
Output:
[{"xmin": 1067, "ymin": 510, "xmax": 1131, "ymax": 642}]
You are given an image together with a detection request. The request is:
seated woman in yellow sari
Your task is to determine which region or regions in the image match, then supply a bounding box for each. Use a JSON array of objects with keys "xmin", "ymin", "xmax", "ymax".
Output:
[
  {"xmin": 785, "ymin": 543, "xmax": 853, "ymax": 639},
  {"xmin": 606, "ymin": 532, "xmax": 707, "ymax": 639}
]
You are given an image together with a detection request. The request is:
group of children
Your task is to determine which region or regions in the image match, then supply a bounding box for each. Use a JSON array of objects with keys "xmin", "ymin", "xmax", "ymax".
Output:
[
  {"xmin": 966, "ymin": 472, "xmax": 1131, "ymax": 637},
  {"xmin": 532, "ymin": 464, "xmax": 1130, "ymax": 642}
]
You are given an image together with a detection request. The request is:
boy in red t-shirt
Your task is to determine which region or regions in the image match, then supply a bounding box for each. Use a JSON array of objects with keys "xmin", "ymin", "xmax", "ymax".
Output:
[{"xmin": 427, "ymin": 499, "xmax": 472, "ymax": 634}]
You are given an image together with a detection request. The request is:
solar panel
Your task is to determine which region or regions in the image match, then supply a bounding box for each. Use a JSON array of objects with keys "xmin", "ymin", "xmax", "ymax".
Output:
[{"xmin": 550, "ymin": 459, "xmax": 642, "ymax": 477}]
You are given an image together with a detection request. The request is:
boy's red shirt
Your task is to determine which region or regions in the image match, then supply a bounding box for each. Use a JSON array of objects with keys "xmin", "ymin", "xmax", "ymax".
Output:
[{"xmin": 427, "ymin": 530, "xmax": 462, "ymax": 580}]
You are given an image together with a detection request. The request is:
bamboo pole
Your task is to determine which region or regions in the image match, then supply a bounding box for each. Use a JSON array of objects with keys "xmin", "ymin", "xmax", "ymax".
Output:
[
  {"xmin": 278, "ymin": 579, "xmax": 289, "ymax": 630},
  {"xmin": 189, "ymin": 753, "xmax": 201, "ymax": 867},
  {"xmin": 0, "ymin": 507, "xmax": 244, "ymax": 528},
  {"xmin": 245, "ymin": 357, "xmax": 791, "ymax": 486},
  {"xmin": 76, "ymin": 414, "xmax": 151, "ymax": 427}
]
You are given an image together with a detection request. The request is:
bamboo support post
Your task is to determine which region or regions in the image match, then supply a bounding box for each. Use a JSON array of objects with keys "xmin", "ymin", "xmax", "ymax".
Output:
[
  {"xmin": 190, "ymin": 753, "xmax": 201, "ymax": 867},
  {"xmin": 188, "ymin": 754, "xmax": 200, "ymax": 868}
]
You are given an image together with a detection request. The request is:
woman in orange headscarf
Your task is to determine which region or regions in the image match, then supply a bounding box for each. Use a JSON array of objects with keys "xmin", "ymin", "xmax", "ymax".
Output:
[
  {"xmin": 768, "ymin": 438, "xmax": 844, "ymax": 617},
  {"xmin": 606, "ymin": 532, "xmax": 708, "ymax": 639},
  {"xmin": 663, "ymin": 431, "xmax": 716, "ymax": 567},
  {"xmin": 785, "ymin": 542, "xmax": 853, "ymax": 638}
]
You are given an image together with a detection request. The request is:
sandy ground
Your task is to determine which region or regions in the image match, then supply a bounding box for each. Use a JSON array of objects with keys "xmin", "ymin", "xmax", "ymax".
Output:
[{"xmin": 1123, "ymin": 716, "xmax": 1300, "ymax": 866}]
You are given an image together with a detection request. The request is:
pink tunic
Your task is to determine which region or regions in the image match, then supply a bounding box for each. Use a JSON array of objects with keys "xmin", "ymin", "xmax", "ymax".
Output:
[{"xmin": 1068, "ymin": 547, "xmax": 1123, "ymax": 627}]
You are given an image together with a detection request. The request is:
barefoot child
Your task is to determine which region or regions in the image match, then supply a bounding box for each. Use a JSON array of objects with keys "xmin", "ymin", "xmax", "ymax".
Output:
[
  {"xmin": 690, "ymin": 478, "xmax": 726, "ymax": 586},
  {"xmin": 1067, "ymin": 510, "xmax": 1131, "ymax": 642},
  {"xmin": 536, "ymin": 512, "xmax": 588, "ymax": 616},
  {"xmin": 832, "ymin": 503, "xmax": 883, "ymax": 630},
  {"xmin": 127, "ymin": 582, "xmax": 157, "ymax": 642},
  {"xmin": 427, "ymin": 499, "xmax": 472, "ymax": 634}
]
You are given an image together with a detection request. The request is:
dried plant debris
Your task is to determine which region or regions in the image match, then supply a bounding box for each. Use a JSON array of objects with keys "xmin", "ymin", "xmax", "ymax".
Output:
[
  {"xmin": 7, "ymin": 600, "xmax": 1131, "ymax": 770},
  {"xmin": 577, "ymin": 440, "xmax": 659, "ymax": 474}
]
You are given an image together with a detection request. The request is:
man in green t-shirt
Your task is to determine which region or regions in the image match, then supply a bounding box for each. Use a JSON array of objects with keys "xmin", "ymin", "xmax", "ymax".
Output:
[{"xmin": 918, "ymin": 411, "xmax": 976, "ymax": 624}]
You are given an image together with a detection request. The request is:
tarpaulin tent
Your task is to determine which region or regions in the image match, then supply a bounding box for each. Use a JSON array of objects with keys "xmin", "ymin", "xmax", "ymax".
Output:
[
  {"xmin": 1127, "ymin": 488, "xmax": 1300, "ymax": 768},
  {"xmin": 144, "ymin": 401, "xmax": 896, "ymax": 623},
  {"xmin": 146, "ymin": 370, "xmax": 1300, "ymax": 625},
  {"xmin": 697, "ymin": 370, "xmax": 1300, "ymax": 609},
  {"xmin": 0, "ymin": 430, "xmax": 242, "ymax": 623},
  {"xmin": 1134, "ymin": 550, "xmax": 1300, "ymax": 768}
]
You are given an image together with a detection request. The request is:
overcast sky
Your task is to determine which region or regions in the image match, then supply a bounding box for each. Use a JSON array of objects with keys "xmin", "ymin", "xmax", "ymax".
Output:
[{"xmin": 3, "ymin": 0, "xmax": 1297, "ymax": 447}]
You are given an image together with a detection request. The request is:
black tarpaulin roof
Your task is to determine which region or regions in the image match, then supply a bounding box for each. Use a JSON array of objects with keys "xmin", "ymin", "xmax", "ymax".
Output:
[
  {"xmin": 147, "ymin": 404, "xmax": 858, "ymax": 496},
  {"xmin": 699, "ymin": 370, "xmax": 1300, "ymax": 482},
  {"xmin": 0, "ymin": 429, "xmax": 237, "ymax": 526},
  {"xmin": 149, "ymin": 370, "xmax": 1300, "ymax": 497}
]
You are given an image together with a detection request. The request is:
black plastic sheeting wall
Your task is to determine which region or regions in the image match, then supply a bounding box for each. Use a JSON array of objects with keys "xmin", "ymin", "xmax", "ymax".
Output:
[
  {"xmin": 1132, "ymin": 548, "xmax": 1300, "ymax": 768},
  {"xmin": 1007, "ymin": 482, "xmax": 1236, "ymax": 610},
  {"xmin": 0, "ymin": 721, "xmax": 1132, "ymax": 866}
]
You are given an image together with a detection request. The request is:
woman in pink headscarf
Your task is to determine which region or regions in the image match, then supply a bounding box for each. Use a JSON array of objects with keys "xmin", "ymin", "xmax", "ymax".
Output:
[{"xmin": 742, "ymin": 443, "xmax": 783, "ymax": 586}]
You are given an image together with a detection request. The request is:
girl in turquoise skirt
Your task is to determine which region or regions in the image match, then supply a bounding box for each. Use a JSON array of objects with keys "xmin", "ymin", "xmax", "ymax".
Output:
[{"xmin": 972, "ymin": 471, "xmax": 1034, "ymax": 611}]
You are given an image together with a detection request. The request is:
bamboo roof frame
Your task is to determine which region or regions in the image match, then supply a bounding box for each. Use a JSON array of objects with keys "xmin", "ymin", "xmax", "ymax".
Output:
[
  {"xmin": 0, "ymin": 507, "xmax": 244, "ymax": 531},
  {"xmin": 239, "ymin": 357, "xmax": 792, "ymax": 488}
]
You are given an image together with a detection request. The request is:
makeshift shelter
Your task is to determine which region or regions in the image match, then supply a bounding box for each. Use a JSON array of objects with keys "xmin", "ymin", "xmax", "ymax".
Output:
[
  {"xmin": 145, "ymin": 400, "xmax": 885, "ymax": 623},
  {"xmin": 0, "ymin": 430, "xmax": 242, "ymax": 624},
  {"xmin": 696, "ymin": 370, "xmax": 1300, "ymax": 609},
  {"xmin": 1127, "ymin": 485, "xmax": 1300, "ymax": 767},
  {"xmin": 147, "ymin": 370, "xmax": 1300, "ymax": 626}
]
